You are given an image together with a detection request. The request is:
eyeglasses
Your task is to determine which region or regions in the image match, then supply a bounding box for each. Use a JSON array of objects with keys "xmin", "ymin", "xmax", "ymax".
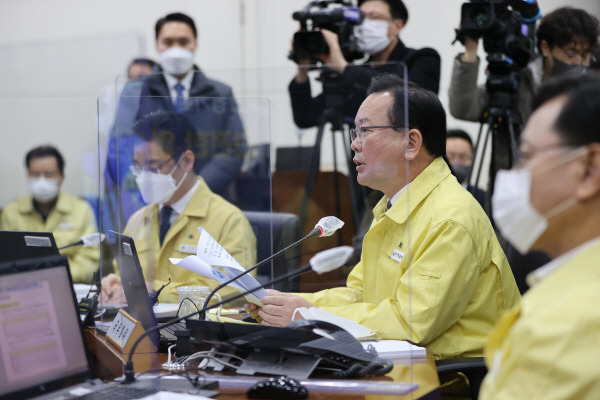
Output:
[
  {"xmin": 350, "ymin": 125, "xmax": 400, "ymax": 143},
  {"xmin": 129, "ymin": 157, "xmax": 174, "ymax": 176}
]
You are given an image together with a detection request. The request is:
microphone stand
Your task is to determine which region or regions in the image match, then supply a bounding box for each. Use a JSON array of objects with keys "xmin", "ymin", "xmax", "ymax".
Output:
[
  {"xmin": 123, "ymin": 263, "xmax": 315, "ymax": 383},
  {"xmin": 198, "ymin": 227, "xmax": 321, "ymax": 319}
]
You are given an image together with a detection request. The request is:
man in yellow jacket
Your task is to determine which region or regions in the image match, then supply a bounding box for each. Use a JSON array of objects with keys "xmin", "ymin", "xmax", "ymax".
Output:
[
  {"xmin": 0, "ymin": 145, "xmax": 99, "ymax": 283},
  {"xmin": 479, "ymin": 75, "xmax": 600, "ymax": 399},
  {"xmin": 249, "ymin": 74, "xmax": 520, "ymax": 360},
  {"xmin": 101, "ymin": 110, "xmax": 256, "ymax": 304}
]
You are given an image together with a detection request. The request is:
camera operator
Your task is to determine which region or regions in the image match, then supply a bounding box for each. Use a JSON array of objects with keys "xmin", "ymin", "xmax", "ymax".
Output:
[
  {"xmin": 289, "ymin": 0, "xmax": 441, "ymax": 129},
  {"xmin": 449, "ymin": 6, "xmax": 599, "ymax": 123}
]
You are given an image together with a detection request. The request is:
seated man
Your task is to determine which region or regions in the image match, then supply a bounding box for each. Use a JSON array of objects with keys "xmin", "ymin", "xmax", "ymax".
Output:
[
  {"xmin": 480, "ymin": 74, "xmax": 600, "ymax": 399},
  {"xmin": 248, "ymin": 74, "xmax": 520, "ymax": 360},
  {"xmin": 0, "ymin": 145, "xmax": 100, "ymax": 283},
  {"xmin": 446, "ymin": 128, "xmax": 486, "ymax": 208},
  {"xmin": 101, "ymin": 110, "xmax": 256, "ymax": 304}
]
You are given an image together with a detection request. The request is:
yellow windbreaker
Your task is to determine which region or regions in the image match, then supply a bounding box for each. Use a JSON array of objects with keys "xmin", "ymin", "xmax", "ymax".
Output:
[
  {"xmin": 480, "ymin": 239, "xmax": 600, "ymax": 400},
  {"xmin": 0, "ymin": 192, "xmax": 99, "ymax": 283},
  {"xmin": 300, "ymin": 157, "xmax": 520, "ymax": 359},
  {"xmin": 122, "ymin": 178, "xmax": 256, "ymax": 303}
]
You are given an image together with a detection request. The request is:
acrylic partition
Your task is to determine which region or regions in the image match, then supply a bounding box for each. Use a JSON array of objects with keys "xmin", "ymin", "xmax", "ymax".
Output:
[{"xmin": 98, "ymin": 84, "xmax": 273, "ymax": 309}]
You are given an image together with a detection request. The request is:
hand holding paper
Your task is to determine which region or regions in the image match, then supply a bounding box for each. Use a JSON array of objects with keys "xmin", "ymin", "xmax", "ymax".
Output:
[{"xmin": 170, "ymin": 227, "xmax": 267, "ymax": 306}]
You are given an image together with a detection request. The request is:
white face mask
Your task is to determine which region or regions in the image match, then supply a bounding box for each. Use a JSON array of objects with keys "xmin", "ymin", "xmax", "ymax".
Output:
[
  {"xmin": 160, "ymin": 47, "xmax": 194, "ymax": 76},
  {"xmin": 492, "ymin": 147, "xmax": 584, "ymax": 254},
  {"xmin": 135, "ymin": 163, "xmax": 187, "ymax": 205},
  {"xmin": 354, "ymin": 19, "xmax": 391, "ymax": 55},
  {"xmin": 29, "ymin": 177, "xmax": 59, "ymax": 203}
]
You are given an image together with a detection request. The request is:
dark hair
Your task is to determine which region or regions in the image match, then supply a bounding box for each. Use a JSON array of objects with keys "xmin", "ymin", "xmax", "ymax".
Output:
[
  {"xmin": 536, "ymin": 7, "xmax": 599, "ymax": 54},
  {"xmin": 134, "ymin": 110, "xmax": 199, "ymax": 164},
  {"xmin": 358, "ymin": 0, "xmax": 408, "ymax": 23},
  {"xmin": 532, "ymin": 74, "xmax": 600, "ymax": 146},
  {"xmin": 128, "ymin": 58, "xmax": 156, "ymax": 70},
  {"xmin": 155, "ymin": 12, "xmax": 197, "ymax": 40},
  {"xmin": 447, "ymin": 129, "xmax": 473, "ymax": 150},
  {"xmin": 25, "ymin": 145, "xmax": 65, "ymax": 174},
  {"xmin": 367, "ymin": 73, "xmax": 446, "ymax": 157}
]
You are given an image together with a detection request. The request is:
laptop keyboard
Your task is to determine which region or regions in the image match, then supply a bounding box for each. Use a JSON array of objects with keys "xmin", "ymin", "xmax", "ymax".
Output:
[
  {"xmin": 77, "ymin": 385, "xmax": 156, "ymax": 400},
  {"xmin": 159, "ymin": 321, "xmax": 186, "ymax": 341}
]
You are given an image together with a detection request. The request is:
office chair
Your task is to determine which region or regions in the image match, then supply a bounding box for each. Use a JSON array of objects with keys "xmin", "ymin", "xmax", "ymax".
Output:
[
  {"xmin": 243, "ymin": 211, "xmax": 302, "ymax": 292},
  {"xmin": 436, "ymin": 357, "xmax": 487, "ymax": 400}
]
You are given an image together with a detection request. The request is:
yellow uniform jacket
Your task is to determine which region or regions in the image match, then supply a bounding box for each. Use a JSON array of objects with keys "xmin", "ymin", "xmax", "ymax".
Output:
[
  {"xmin": 123, "ymin": 178, "xmax": 256, "ymax": 303},
  {"xmin": 480, "ymin": 239, "xmax": 600, "ymax": 400},
  {"xmin": 301, "ymin": 157, "xmax": 520, "ymax": 359},
  {"xmin": 0, "ymin": 192, "xmax": 99, "ymax": 283}
]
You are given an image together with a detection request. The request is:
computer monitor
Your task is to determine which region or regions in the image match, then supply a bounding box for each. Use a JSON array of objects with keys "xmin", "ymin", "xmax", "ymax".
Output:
[
  {"xmin": 0, "ymin": 255, "xmax": 93, "ymax": 399},
  {"xmin": 0, "ymin": 231, "xmax": 59, "ymax": 263}
]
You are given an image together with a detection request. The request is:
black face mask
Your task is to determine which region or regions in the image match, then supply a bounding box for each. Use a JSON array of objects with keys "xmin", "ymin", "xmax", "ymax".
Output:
[
  {"xmin": 551, "ymin": 57, "xmax": 587, "ymax": 77},
  {"xmin": 451, "ymin": 163, "xmax": 471, "ymax": 184}
]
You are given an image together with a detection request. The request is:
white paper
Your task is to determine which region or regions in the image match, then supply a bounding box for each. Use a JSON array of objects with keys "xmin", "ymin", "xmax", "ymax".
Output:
[
  {"xmin": 361, "ymin": 340, "xmax": 426, "ymax": 361},
  {"xmin": 169, "ymin": 228, "xmax": 268, "ymax": 307},
  {"xmin": 195, "ymin": 227, "xmax": 244, "ymax": 271},
  {"xmin": 294, "ymin": 307, "xmax": 378, "ymax": 340}
]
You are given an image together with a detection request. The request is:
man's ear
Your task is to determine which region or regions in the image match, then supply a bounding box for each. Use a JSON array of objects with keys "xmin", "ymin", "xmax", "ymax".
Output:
[
  {"xmin": 575, "ymin": 144, "xmax": 600, "ymax": 201},
  {"xmin": 179, "ymin": 150, "xmax": 195, "ymax": 173},
  {"xmin": 540, "ymin": 40, "xmax": 551, "ymax": 58},
  {"xmin": 404, "ymin": 128, "xmax": 423, "ymax": 161}
]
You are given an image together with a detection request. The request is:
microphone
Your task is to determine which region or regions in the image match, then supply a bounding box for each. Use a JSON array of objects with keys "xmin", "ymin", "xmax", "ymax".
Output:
[
  {"xmin": 58, "ymin": 233, "xmax": 106, "ymax": 250},
  {"xmin": 199, "ymin": 216, "xmax": 344, "ymax": 315},
  {"xmin": 123, "ymin": 245, "xmax": 354, "ymax": 383}
]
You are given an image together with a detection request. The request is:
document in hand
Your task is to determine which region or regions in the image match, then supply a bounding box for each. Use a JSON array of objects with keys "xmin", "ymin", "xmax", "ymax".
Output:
[{"xmin": 169, "ymin": 227, "xmax": 268, "ymax": 306}]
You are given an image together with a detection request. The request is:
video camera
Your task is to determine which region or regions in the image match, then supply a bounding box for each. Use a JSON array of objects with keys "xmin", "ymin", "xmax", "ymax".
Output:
[
  {"xmin": 291, "ymin": 0, "xmax": 365, "ymax": 62},
  {"xmin": 457, "ymin": 0, "xmax": 539, "ymax": 69}
]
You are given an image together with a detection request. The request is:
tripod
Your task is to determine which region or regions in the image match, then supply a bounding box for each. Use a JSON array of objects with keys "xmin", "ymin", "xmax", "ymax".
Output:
[
  {"xmin": 298, "ymin": 70, "xmax": 366, "ymax": 240},
  {"xmin": 469, "ymin": 59, "xmax": 523, "ymax": 212}
]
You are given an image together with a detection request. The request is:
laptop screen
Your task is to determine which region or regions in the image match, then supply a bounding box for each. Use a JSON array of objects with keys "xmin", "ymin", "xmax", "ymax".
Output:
[
  {"xmin": 0, "ymin": 256, "xmax": 91, "ymax": 398},
  {"xmin": 110, "ymin": 231, "xmax": 159, "ymax": 346}
]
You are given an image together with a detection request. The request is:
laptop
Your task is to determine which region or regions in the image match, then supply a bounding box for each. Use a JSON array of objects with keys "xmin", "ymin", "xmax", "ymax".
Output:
[
  {"xmin": 0, "ymin": 231, "xmax": 58, "ymax": 263},
  {"xmin": 0, "ymin": 255, "xmax": 217, "ymax": 399},
  {"xmin": 109, "ymin": 231, "xmax": 184, "ymax": 344}
]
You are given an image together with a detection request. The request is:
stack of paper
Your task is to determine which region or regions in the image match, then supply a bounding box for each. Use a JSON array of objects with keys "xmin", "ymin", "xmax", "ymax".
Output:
[
  {"xmin": 361, "ymin": 340, "xmax": 426, "ymax": 361},
  {"xmin": 294, "ymin": 307, "xmax": 379, "ymax": 340},
  {"xmin": 170, "ymin": 227, "xmax": 267, "ymax": 306}
]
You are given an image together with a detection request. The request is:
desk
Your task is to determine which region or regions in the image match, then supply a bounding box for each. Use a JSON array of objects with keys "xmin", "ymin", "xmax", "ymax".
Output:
[{"xmin": 85, "ymin": 329, "xmax": 440, "ymax": 399}]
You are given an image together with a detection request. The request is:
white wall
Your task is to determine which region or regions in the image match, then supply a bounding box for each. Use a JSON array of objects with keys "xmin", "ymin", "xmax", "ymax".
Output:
[{"xmin": 0, "ymin": 0, "xmax": 598, "ymax": 206}]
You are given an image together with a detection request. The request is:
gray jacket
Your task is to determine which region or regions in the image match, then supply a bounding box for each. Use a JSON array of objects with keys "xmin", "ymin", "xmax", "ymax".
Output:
[{"xmin": 448, "ymin": 54, "xmax": 541, "ymax": 123}]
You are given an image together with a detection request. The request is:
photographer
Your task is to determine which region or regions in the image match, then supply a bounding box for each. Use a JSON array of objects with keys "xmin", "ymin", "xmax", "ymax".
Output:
[
  {"xmin": 289, "ymin": 0, "xmax": 440, "ymax": 129},
  {"xmin": 449, "ymin": 6, "xmax": 599, "ymax": 123}
]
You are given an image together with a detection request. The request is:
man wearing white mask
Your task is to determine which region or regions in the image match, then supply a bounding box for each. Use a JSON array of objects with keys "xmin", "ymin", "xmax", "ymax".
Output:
[
  {"xmin": 0, "ymin": 145, "xmax": 100, "ymax": 283},
  {"xmin": 101, "ymin": 111, "xmax": 256, "ymax": 304},
  {"xmin": 105, "ymin": 12, "xmax": 246, "ymax": 232},
  {"xmin": 480, "ymin": 74, "xmax": 600, "ymax": 399},
  {"xmin": 289, "ymin": 0, "xmax": 440, "ymax": 129}
]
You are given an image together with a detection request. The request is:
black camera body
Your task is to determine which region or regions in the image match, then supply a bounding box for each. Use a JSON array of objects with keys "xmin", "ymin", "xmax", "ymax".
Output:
[
  {"xmin": 291, "ymin": 0, "xmax": 365, "ymax": 62},
  {"xmin": 458, "ymin": 0, "xmax": 539, "ymax": 109}
]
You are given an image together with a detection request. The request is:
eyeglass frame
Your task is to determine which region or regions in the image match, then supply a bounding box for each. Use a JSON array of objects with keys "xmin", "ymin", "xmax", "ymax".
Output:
[
  {"xmin": 129, "ymin": 156, "xmax": 174, "ymax": 176},
  {"xmin": 350, "ymin": 125, "xmax": 401, "ymax": 143}
]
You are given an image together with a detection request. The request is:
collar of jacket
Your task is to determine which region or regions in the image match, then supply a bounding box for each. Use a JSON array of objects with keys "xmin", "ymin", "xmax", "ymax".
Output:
[
  {"xmin": 374, "ymin": 157, "xmax": 451, "ymax": 224},
  {"xmin": 148, "ymin": 64, "xmax": 215, "ymax": 97},
  {"xmin": 18, "ymin": 191, "xmax": 69, "ymax": 215},
  {"xmin": 142, "ymin": 177, "xmax": 211, "ymax": 220}
]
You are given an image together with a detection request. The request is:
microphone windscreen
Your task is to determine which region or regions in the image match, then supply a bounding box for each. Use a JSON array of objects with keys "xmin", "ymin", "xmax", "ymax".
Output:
[
  {"xmin": 81, "ymin": 233, "xmax": 106, "ymax": 247},
  {"xmin": 315, "ymin": 216, "xmax": 344, "ymax": 237},
  {"xmin": 310, "ymin": 246, "xmax": 354, "ymax": 274}
]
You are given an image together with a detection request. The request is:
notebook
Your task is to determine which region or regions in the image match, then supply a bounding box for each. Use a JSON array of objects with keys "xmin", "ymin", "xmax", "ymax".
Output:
[
  {"xmin": 0, "ymin": 230, "xmax": 58, "ymax": 263},
  {"xmin": 109, "ymin": 231, "xmax": 184, "ymax": 343},
  {"xmin": 0, "ymin": 254, "xmax": 217, "ymax": 399}
]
